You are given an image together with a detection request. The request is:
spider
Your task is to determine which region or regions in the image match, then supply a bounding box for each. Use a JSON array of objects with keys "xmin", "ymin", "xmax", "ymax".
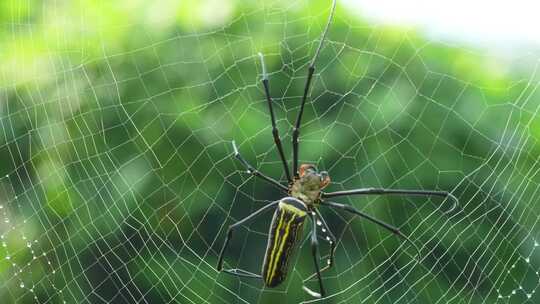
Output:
[{"xmin": 216, "ymin": 0, "xmax": 457, "ymax": 298}]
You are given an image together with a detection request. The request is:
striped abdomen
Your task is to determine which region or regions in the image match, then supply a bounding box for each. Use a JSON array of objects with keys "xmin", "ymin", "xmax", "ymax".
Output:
[{"xmin": 262, "ymin": 197, "xmax": 308, "ymax": 287}]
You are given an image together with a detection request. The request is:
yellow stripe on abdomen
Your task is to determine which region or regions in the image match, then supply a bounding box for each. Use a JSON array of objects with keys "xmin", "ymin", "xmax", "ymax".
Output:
[
  {"xmin": 265, "ymin": 211, "xmax": 285, "ymax": 285},
  {"xmin": 268, "ymin": 214, "xmax": 296, "ymax": 283}
]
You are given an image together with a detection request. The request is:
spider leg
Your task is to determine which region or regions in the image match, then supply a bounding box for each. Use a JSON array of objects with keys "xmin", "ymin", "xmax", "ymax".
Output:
[
  {"xmin": 258, "ymin": 53, "xmax": 292, "ymax": 183},
  {"xmin": 303, "ymin": 210, "xmax": 336, "ymax": 283},
  {"xmin": 231, "ymin": 141, "xmax": 288, "ymax": 193},
  {"xmin": 292, "ymin": 0, "xmax": 337, "ymax": 177},
  {"xmin": 302, "ymin": 212, "xmax": 326, "ymax": 298},
  {"xmin": 217, "ymin": 200, "xmax": 279, "ymax": 278},
  {"xmin": 321, "ymin": 188, "xmax": 458, "ymax": 214},
  {"xmin": 322, "ymin": 201, "xmax": 421, "ymax": 259}
]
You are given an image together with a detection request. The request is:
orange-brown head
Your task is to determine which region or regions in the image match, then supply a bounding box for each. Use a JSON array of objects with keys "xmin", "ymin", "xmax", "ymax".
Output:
[
  {"xmin": 299, "ymin": 164, "xmax": 330, "ymax": 189},
  {"xmin": 291, "ymin": 164, "xmax": 331, "ymax": 206}
]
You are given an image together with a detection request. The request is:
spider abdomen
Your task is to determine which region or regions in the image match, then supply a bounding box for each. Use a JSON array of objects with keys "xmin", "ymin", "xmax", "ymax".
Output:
[{"xmin": 262, "ymin": 197, "xmax": 308, "ymax": 287}]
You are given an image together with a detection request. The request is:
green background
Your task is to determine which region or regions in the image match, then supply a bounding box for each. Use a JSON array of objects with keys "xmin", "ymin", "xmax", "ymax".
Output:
[{"xmin": 0, "ymin": 1, "xmax": 539, "ymax": 303}]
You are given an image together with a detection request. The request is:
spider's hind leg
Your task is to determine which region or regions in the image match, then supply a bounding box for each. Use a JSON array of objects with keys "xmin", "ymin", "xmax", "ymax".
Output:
[
  {"xmin": 303, "ymin": 211, "xmax": 336, "ymax": 294},
  {"xmin": 216, "ymin": 200, "xmax": 279, "ymax": 279}
]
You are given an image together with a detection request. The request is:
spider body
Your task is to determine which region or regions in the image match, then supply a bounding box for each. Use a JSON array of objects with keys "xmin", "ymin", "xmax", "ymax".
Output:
[
  {"xmin": 216, "ymin": 0, "xmax": 457, "ymax": 298},
  {"xmin": 260, "ymin": 165, "xmax": 329, "ymax": 287}
]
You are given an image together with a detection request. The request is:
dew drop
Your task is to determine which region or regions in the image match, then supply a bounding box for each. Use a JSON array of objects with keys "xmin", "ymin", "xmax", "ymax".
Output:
[
  {"xmin": 512, "ymin": 290, "xmax": 516, "ymax": 295},
  {"xmin": 535, "ymin": 241, "xmax": 539, "ymax": 247},
  {"xmin": 316, "ymin": 220, "xmax": 322, "ymax": 226},
  {"xmin": 20, "ymin": 282, "xmax": 24, "ymax": 288},
  {"xmin": 5, "ymin": 256, "xmax": 10, "ymax": 260},
  {"xmin": 325, "ymin": 236, "xmax": 331, "ymax": 241},
  {"xmin": 527, "ymin": 294, "xmax": 532, "ymax": 299},
  {"xmin": 525, "ymin": 258, "xmax": 530, "ymax": 263},
  {"xmin": 0, "ymin": 205, "xmax": 3, "ymax": 209},
  {"xmin": 322, "ymin": 228, "xmax": 327, "ymax": 232}
]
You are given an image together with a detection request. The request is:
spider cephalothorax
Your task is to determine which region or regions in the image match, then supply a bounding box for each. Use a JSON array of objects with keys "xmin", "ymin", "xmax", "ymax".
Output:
[{"xmin": 290, "ymin": 164, "xmax": 330, "ymax": 207}]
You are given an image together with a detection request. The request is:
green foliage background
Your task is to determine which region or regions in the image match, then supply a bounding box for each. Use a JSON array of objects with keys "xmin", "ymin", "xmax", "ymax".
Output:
[{"xmin": 0, "ymin": 1, "xmax": 539, "ymax": 303}]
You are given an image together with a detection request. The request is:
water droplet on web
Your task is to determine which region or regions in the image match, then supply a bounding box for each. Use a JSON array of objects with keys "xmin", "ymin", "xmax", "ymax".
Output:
[
  {"xmin": 20, "ymin": 282, "xmax": 24, "ymax": 288},
  {"xmin": 5, "ymin": 256, "xmax": 10, "ymax": 260},
  {"xmin": 535, "ymin": 241, "xmax": 539, "ymax": 247},
  {"xmin": 26, "ymin": 242, "xmax": 31, "ymax": 248},
  {"xmin": 527, "ymin": 294, "xmax": 532, "ymax": 299},
  {"xmin": 0, "ymin": 205, "xmax": 3, "ymax": 209},
  {"xmin": 512, "ymin": 290, "xmax": 516, "ymax": 295},
  {"xmin": 321, "ymin": 228, "xmax": 326, "ymax": 232},
  {"xmin": 326, "ymin": 236, "xmax": 330, "ymax": 241},
  {"xmin": 525, "ymin": 257, "xmax": 530, "ymax": 263}
]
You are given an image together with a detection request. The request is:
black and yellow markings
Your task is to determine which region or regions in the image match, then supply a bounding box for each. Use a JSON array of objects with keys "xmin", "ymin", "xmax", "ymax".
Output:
[{"xmin": 262, "ymin": 198, "xmax": 308, "ymax": 287}]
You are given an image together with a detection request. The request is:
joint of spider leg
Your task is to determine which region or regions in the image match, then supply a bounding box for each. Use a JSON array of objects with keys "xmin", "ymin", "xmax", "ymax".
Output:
[{"xmin": 271, "ymin": 128, "xmax": 280, "ymax": 144}]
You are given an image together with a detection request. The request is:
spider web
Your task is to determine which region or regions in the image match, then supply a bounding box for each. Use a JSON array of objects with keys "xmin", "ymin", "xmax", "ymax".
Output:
[{"xmin": 1, "ymin": 1, "xmax": 539, "ymax": 303}]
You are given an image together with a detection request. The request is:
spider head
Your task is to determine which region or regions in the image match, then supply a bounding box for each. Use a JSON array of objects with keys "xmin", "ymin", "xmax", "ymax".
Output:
[{"xmin": 299, "ymin": 164, "xmax": 330, "ymax": 189}]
